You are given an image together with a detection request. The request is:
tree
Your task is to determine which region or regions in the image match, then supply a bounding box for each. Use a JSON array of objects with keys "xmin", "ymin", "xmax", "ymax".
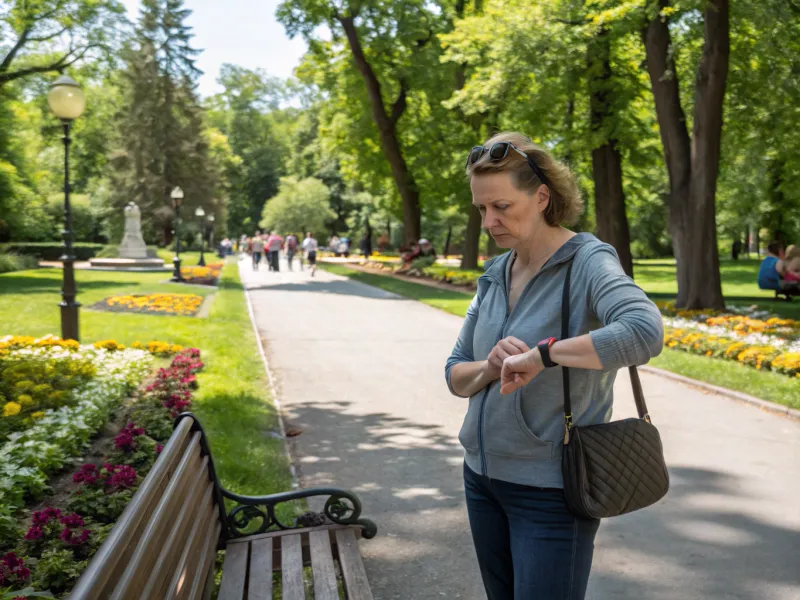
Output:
[
  {"xmin": 278, "ymin": 0, "xmax": 455, "ymax": 244},
  {"xmin": 0, "ymin": 0, "xmax": 126, "ymax": 87},
  {"xmin": 109, "ymin": 0, "xmax": 220, "ymax": 243},
  {"xmin": 643, "ymin": 0, "xmax": 729, "ymax": 309},
  {"xmin": 260, "ymin": 176, "xmax": 335, "ymax": 235}
]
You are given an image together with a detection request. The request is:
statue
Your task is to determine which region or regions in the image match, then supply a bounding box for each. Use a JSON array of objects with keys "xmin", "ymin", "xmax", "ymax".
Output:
[{"xmin": 119, "ymin": 202, "xmax": 148, "ymax": 259}]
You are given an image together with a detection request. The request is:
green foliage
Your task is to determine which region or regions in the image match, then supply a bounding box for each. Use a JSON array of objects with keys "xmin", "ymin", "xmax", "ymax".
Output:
[
  {"xmin": 30, "ymin": 549, "xmax": 87, "ymax": 594},
  {"xmin": 0, "ymin": 253, "xmax": 38, "ymax": 274},
  {"xmin": 260, "ymin": 176, "xmax": 335, "ymax": 235},
  {"xmin": 0, "ymin": 243, "xmax": 104, "ymax": 261}
]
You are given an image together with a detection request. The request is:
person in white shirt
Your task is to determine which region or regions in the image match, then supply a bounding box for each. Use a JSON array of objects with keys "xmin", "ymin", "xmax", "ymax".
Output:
[{"xmin": 302, "ymin": 232, "xmax": 319, "ymax": 277}]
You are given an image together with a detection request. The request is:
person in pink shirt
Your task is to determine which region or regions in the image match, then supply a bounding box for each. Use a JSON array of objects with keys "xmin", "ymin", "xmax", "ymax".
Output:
[{"xmin": 266, "ymin": 231, "xmax": 284, "ymax": 272}]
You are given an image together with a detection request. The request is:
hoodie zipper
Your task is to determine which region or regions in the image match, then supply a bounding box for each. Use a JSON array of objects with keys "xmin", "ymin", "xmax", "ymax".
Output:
[{"xmin": 476, "ymin": 250, "xmax": 577, "ymax": 477}]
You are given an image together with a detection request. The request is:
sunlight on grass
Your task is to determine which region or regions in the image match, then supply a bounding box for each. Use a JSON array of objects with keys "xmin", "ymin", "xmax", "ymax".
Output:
[{"xmin": 0, "ymin": 263, "xmax": 293, "ymax": 497}]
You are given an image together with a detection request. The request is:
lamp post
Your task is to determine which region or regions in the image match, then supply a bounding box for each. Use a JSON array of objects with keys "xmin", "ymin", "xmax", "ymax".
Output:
[
  {"xmin": 195, "ymin": 207, "xmax": 206, "ymax": 266},
  {"xmin": 207, "ymin": 214, "xmax": 216, "ymax": 258},
  {"xmin": 170, "ymin": 187, "xmax": 184, "ymax": 282},
  {"xmin": 47, "ymin": 74, "xmax": 86, "ymax": 342}
]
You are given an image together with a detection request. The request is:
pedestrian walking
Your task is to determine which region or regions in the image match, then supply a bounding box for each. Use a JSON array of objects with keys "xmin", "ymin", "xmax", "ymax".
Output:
[
  {"xmin": 360, "ymin": 231, "xmax": 372, "ymax": 261},
  {"xmin": 303, "ymin": 232, "xmax": 318, "ymax": 277},
  {"xmin": 250, "ymin": 234, "xmax": 264, "ymax": 271},
  {"xmin": 445, "ymin": 132, "xmax": 664, "ymax": 600},
  {"xmin": 286, "ymin": 233, "xmax": 299, "ymax": 271},
  {"xmin": 266, "ymin": 231, "xmax": 284, "ymax": 272}
]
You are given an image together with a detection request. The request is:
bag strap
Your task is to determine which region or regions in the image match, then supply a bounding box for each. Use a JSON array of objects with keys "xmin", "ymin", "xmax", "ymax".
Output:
[{"xmin": 560, "ymin": 259, "xmax": 652, "ymax": 443}]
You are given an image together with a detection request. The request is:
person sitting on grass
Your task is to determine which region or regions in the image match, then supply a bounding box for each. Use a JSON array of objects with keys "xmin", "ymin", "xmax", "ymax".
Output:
[
  {"xmin": 784, "ymin": 245, "xmax": 800, "ymax": 283},
  {"xmin": 758, "ymin": 241, "xmax": 799, "ymax": 292}
]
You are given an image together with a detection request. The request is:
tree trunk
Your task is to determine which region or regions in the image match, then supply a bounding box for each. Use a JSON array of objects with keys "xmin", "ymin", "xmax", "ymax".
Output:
[
  {"xmin": 461, "ymin": 206, "xmax": 482, "ymax": 270},
  {"xmin": 588, "ymin": 28, "xmax": 634, "ymax": 277},
  {"xmin": 443, "ymin": 225, "xmax": 453, "ymax": 257},
  {"xmin": 684, "ymin": 0, "xmax": 728, "ymax": 310},
  {"xmin": 643, "ymin": 0, "xmax": 727, "ymax": 309},
  {"xmin": 339, "ymin": 16, "xmax": 421, "ymax": 244}
]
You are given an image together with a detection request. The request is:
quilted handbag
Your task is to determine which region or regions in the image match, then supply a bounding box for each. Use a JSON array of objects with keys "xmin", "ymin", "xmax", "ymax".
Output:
[{"xmin": 560, "ymin": 260, "xmax": 669, "ymax": 519}]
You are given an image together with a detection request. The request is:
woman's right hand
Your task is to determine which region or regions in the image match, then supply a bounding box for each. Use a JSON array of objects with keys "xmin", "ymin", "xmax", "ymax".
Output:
[{"xmin": 486, "ymin": 336, "xmax": 530, "ymax": 380}]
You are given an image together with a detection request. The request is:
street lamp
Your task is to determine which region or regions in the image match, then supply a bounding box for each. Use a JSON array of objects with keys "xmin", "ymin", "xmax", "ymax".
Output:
[
  {"xmin": 48, "ymin": 74, "xmax": 86, "ymax": 342},
  {"xmin": 170, "ymin": 187, "xmax": 184, "ymax": 282},
  {"xmin": 195, "ymin": 207, "xmax": 206, "ymax": 266}
]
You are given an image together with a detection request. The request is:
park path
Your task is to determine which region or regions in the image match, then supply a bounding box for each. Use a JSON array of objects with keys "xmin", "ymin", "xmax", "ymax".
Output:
[{"xmin": 239, "ymin": 256, "xmax": 800, "ymax": 600}]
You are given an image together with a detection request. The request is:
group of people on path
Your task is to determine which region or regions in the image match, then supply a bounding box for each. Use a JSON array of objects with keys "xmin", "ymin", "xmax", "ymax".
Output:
[{"xmin": 240, "ymin": 231, "xmax": 319, "ymax": 276}]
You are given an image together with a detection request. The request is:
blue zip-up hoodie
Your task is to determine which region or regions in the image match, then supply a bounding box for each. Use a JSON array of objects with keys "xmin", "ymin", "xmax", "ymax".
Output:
[{"xmin": 445, "ymin": 233, "xmax": 663, "ymax": 488}]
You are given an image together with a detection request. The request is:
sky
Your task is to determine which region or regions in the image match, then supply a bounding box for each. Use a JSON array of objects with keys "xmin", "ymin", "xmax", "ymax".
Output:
[{"xmin": 120, "ymin": 0, "xmax": 309, "ymax": 98}]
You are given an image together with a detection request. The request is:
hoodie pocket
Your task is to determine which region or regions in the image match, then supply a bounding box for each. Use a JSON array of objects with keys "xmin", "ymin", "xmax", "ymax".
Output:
[
  {"xmin": 457, "ymin": 392, "xmax": 483, "ymax": 453},
  {"xmin": 483, "ymin": 390, "xmax": 554, "ymax": 459}
]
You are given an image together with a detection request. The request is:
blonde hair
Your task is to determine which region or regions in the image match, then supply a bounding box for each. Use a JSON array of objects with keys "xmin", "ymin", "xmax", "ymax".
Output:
[{"xmin": 466, "ymin": 132, "xmax": 583, "ymax": 227}]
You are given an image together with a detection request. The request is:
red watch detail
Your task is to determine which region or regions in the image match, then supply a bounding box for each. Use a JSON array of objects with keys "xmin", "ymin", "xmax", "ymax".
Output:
[{"xmin": 538, "ymin": 336, "xmax": 556, "ymax": 348}]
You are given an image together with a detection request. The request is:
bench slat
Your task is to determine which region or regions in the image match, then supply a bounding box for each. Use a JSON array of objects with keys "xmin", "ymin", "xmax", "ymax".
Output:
[
  {"xmin": 310, "ymin": 530, "xmax": 339, "ymax": 600},
  {"xmin": 281, "ymin": 534, "xmax": 305, "ymax": 600},
  {"xmin": 187, "ymin": 519, "xmax": 222, "ymax": 600},
  {"xmin": 218, "ymin": 538, "xmax": 249, "ymax": 600},
  {"xmin": 141, "ymin": 454, "xmax": 210, "ymax": 599},
  {"xmin": 69, "ymin": 417, "xmax": 194, "ymax": 600},
  {"xmin": 336, "ymin": 528, "xmax": 373, "ymax": 600},
  {"xmin": 247, "ymin": 537, "xmax": 273, "ymax": 600},
  {"xmin": 164, "ymin": 481, "xmax": 215, "ymax": 600},
  {"xmin": 111, "ymin": 431, "xmax": 204, "ymax": 600}
]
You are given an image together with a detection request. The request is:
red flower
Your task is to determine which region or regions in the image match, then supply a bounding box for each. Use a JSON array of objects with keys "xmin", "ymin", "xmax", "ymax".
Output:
[
  {"xmin": 0, "ymin": 552, "xmax": 30, "ymax": 585},
  {"xmin": 156, "ymin": 443, "xmax": 164, "ymax": 455},
  {"xmin": 73, "ymin": 463, "xmax": 99, "ymax": 485}
]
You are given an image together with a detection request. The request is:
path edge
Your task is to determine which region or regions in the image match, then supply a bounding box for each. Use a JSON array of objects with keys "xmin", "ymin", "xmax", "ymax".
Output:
[
  {"xmin": 640, "ymin": 365, "xmax": 800, "ymax": 421},
  {"xmin": 240, "ymin": 260, "xmax": 299, "ymax": 487}
]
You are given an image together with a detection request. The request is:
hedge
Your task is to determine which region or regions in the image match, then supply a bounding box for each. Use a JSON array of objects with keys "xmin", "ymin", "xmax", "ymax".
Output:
[
  {"xmin": 0, "ymin": 243, "xmax": 105, "ymax": 261},
  {"xmin": 0, "ymin": 252, "xmax": 39, "ymax": 274}
]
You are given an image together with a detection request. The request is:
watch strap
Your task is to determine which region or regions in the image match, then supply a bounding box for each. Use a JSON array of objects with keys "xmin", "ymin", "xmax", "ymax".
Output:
[{"xmin": 537, "ymin": 337, "xmax": 558, "ymax": 368}]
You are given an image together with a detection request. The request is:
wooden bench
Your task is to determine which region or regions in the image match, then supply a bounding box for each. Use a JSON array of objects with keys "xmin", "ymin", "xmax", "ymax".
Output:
[{"xmin": 69, "ymin": 413, "xmax": 377, "ymax": 599}]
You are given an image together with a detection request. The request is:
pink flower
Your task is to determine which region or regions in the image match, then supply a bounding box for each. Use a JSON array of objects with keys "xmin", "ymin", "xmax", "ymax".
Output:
[
  {"xmin": 0, "ymin": 552, "xmax": 29, "ymax": 585},
  {"xmin": 156, "ymin": 443, "xmax": 164, "ymax": 455},
  {"xmin": 60, "ymin": 513, "xmax": 85, "ymax": 528},
  {"xmin": 106, "ymin": 464, "xmax": 137, "ymax": 489},
  {"xmin": 24, "ymin": 525, "xmax": 44, "ymax": 541},
  {"xmin": 73, "ymin": 463, "xmax": 99, "ymax": 485}
]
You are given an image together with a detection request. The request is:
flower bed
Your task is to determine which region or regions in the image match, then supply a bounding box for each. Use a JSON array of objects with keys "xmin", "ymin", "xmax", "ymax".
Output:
[
  {"xmin": 0, "ymin": 348, "xmax": 203, "ymax": 597},
  {"xmin": 363, "ymin": 258, "xmax": 483, "ymax": 289},
  {"xmin": 664, "ymin": 327, "xmax": 800, "ymax": 378},
  {"xmin": 90, "ymin": 293, "xmax": 203, "ymax": 316},
  {"xmin": 180, "ymin": 263, "xmax": 223, "ymax": 286}
]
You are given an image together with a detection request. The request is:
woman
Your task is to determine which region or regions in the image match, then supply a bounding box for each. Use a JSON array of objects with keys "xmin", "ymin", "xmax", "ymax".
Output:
[{"xmin": 445, "ymin": 132, "xmax": 663, "ymax": 599}]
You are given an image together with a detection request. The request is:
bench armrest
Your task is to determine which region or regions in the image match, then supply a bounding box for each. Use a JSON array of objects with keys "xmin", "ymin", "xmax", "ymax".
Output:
[{"xmin": 220, "ymin": 486, "xmax": 378, "ymax": 540}]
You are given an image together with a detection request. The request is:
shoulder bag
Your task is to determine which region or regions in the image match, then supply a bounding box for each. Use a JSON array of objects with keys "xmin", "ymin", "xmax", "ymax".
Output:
[{"xmin": 560, "ymin": 260, "xmax": 670, "ymax": 519}]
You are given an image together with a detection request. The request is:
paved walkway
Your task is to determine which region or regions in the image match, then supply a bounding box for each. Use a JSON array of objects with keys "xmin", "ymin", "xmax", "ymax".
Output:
[{"xmin": 240, "ymin": 257, "xmax": 800, "ymax": 600}]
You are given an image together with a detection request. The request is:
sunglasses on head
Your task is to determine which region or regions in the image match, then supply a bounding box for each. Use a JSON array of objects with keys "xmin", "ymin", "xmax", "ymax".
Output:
[{"xmin": 466, "ymin": 142, "xmax": 551, "ymax": 189}]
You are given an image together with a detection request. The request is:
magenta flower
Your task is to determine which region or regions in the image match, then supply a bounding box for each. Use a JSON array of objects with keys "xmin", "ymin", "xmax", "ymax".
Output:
[
  {"xmin": 73, "ymin": 463, "xmax": 99, "ymax": 485},
  {"xmin": 61, "ymin": 527, "xmax": 91, "ymax": 546},
  {"xmin": 31, "ymin": 506, "xmax": 62, "ymax": 525},
  {"xmin": 23, "ymin": 525, "xmax": 44, "ymax": 541},
  {"xmin": 0, "ymin": 552, "xmax": 30, "ymax": 585},
  {"xmin": 60, "ymin": 513, "xmax": 85, "ymax": 528},
  {"xmin": 156, "ymin": 443, "xmax": 164, "ymax": 455}
]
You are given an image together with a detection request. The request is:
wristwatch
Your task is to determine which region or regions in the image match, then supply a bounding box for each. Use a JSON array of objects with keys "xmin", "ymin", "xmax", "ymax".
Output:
[{"xmin": 537, "ymin": 337, "xmax": 558, "ymax": 368}]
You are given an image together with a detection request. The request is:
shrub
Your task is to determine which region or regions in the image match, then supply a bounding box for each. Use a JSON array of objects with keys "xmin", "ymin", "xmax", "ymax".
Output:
[
  {"xmin": 0, "ymin": 252, "xmax": 39, "ymax": 274},
  {"xmin": 0, "ymin": 243, "xmax": 104, "ymax": 261}
]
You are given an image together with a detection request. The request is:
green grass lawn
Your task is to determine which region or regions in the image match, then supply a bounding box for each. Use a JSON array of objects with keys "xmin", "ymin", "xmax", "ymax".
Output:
[
  {"xmin": 634, "ymin": 258, "xmax": 800, "ymax": 319},
  {"xmin": 0, "ymin": 263, "xmax": 293, "ymax": 498},
  {"xmin": 321, "ymin": 262, "xmax": 799, "ymax": 409}
]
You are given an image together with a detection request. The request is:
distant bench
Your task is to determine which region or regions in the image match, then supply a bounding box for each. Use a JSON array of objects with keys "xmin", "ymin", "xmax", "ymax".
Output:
[{"xmin": 70, "ymin": 413, "xmax": 377, "ymax": 599}]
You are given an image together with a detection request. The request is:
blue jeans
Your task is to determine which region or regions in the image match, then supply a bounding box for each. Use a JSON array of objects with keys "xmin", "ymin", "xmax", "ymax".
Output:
[{"xmin": 464, "ymin": 463, "xmax": 600, "ymax": 600}]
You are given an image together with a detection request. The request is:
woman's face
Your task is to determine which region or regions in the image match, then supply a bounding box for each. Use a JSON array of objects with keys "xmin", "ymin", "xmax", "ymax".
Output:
[{"xmin": 470, "ymin": 171, "xmax": 549, "ymax": 249}]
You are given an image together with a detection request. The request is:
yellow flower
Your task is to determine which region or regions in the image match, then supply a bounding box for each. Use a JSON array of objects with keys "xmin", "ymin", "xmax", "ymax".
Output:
[
  {"xmin": 31, "ymin": 411, "xmax": 45, "ymax": 419},
  {"xmin": 17, "ymin": 394, "xmax": 33, "ymax": 406},
  {"xmin": 3, "ymin": 402, "xmax": 22, "ymax": 417}
]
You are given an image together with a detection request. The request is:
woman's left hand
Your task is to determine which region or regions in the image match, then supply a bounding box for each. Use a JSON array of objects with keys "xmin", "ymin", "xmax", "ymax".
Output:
[{"xmin": 500, "ymin": 349, "xmax": 544, "ymax": 395}]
